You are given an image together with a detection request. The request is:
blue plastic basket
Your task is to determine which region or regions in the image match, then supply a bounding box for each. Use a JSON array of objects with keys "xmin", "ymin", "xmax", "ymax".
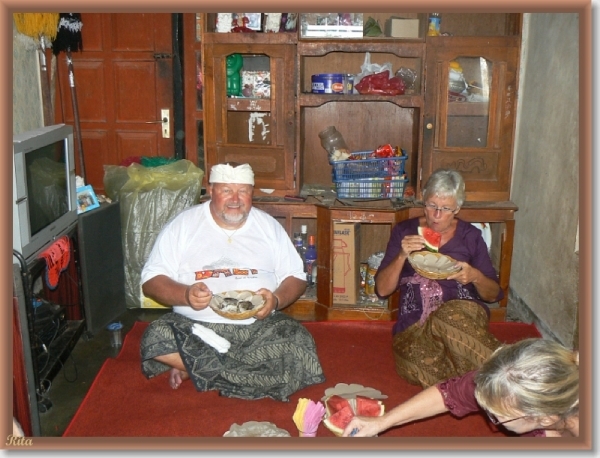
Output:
[
  {"xmin": 330, "ymin": 150, "xmax": 407, "ymax": 181},
  {"xmin": 334, "ymin": 176, "xmax": 408, "ymax": 199}
]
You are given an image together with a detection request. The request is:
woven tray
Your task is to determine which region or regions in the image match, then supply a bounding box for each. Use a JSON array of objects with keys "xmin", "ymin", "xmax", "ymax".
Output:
[
  {"xmin": 408, "ymin": 251, "xmax": 461, "ymax": 280},
  {"xmin": 209, "ymin": 290, "xmax": 266, "ymax": 320}
]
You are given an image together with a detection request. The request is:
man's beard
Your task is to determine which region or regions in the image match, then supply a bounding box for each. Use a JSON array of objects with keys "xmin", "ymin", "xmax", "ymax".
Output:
[{"xmin": 221, "ymin": 209, "xmax": 247, "ymax": 225}]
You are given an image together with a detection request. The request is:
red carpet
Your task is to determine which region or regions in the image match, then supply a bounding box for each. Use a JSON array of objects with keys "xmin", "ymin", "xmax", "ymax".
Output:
[{"xmin": 63, "ymin": 320, "xmax": 540, "ymax": 437}]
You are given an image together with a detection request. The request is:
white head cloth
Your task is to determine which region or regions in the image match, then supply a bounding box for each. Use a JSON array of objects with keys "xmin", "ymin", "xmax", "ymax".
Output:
[{"xmin": 209, "ymin": 163, "xmax": 254, "ymax": 185}]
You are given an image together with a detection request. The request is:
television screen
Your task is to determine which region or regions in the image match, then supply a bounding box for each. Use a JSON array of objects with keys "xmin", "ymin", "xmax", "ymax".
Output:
[
  {"xmin": 25, "ymin": 139, "xmax": 70, "ymax": 236},
  {"xmin": 13, "ymin": 123, "xmax": 77, "ymax": 265}
]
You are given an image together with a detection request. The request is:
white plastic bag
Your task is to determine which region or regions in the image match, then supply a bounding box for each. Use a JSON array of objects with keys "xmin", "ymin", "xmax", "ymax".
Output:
[{"xmin": 354, "ymin": 52, "xmax": 393, "ymax": 86}]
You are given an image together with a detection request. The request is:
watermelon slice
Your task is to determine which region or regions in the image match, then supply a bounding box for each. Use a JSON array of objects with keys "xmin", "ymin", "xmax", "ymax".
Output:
[
  {"xmin": 323, "ymin": 405, "xmax": 355, "ymax": 437},
  {"xmin": 418, "ymin": 226, "xmax": 441, "ymax": 252},
  {"xmin": 325, "ymin": 395, "xmax": 352, "ymax": 417},
  {"xmin": 323, "ymin": 395, "xmax": 385, "ymax": 436},
  {"xmin": 355, "ymin": 395, "xmax": 385, "ymax": 417}
]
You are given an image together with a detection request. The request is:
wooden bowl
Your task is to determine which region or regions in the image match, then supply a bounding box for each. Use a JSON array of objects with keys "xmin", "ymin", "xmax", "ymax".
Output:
[
  {"xmin": 209, "ymin": 290, "xmax": 266, "ymax": 320},
  {"xmin": 407, "ymin": 251, "xmax": 461, "ymax": 280}
]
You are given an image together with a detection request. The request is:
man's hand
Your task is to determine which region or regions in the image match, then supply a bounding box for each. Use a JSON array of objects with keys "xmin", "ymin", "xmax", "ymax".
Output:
[
  {"xmin": 186, "ymin": 282, "xmax": 212, "ymax": 311},
  {"xmin": 254, "ymin": 288, "xmax": 278, "ymax": 319}
]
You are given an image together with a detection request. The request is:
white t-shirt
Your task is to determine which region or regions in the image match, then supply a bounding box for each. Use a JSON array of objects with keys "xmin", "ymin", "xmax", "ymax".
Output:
[{"xmin": 141, "ymin": 202, "xmax": 306, "ymax": 324}]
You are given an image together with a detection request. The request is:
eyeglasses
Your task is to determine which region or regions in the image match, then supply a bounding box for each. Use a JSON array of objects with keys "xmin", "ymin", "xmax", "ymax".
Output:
[
  {"xmin": 424, "ymin": 202, "xmax": 458, "ymax": 214},
  {"xmin": 485, "ymin": 410, "xmax": 528, "ymax": 426}
]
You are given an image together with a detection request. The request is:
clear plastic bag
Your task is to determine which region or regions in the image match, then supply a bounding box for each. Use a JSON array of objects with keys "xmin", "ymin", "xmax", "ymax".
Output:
[
  {"xmin": 395, "ymin": 67, "xmax": 417, "ymax": 93},
  {"xmin": 103, "ymin": 159, "xmax": 204, "ymax": 308},
  {"xmin": 354, "ymin": 52, "xmax": 393, "ymax": 87}
]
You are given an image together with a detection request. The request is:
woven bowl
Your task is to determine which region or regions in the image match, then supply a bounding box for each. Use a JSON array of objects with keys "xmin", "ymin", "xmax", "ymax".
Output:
[
  {"xmin": 209, "ymin": 290, "xmax": 266, "ymax": 320},
  {"xmin": 408, "ymin": 251, "xmax": 461, "ymax": 280}
]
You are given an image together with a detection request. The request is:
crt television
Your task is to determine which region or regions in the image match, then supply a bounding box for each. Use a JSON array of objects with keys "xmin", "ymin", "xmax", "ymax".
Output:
[{"xmin": 13, "ymin": 124, "xmax": 78, "ymax": 265}]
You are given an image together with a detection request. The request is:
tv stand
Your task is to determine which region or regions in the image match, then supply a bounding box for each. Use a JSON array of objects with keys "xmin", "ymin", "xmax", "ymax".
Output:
[{"xmin": 13, "ymin": 225, "xmax": 86, "ymax": 419}]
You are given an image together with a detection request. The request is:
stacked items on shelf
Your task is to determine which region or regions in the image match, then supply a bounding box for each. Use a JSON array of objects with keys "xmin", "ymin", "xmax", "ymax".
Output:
[{"xmin": 330, "ymin": 145, "xmax": 408, "ymax": 199}]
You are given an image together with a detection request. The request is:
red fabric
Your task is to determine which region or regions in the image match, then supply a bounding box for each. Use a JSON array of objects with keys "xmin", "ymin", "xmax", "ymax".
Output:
[
  {"xmin": 38, "ymin": 236, "xmax": 70, "ymax": 290},
  {"xmin": 63, "ymin": 320, "xmax": 540, "ymax": 437},
  {"xmin": 437, "ymin": 370, "xmax": 480, "ymax": 417},
  {"xmin": 42, "ymin": 235, "xmax": 82, "ymax": 320}
]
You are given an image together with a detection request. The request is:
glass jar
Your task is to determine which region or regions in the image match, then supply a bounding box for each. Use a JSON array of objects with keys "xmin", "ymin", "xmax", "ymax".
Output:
[{"xmin": 318, "ymin": 126, "xmax": 349, "ymax": 156}]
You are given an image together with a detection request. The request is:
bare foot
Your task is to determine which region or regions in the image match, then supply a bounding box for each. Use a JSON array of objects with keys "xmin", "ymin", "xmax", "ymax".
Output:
[{"xmin": 168, "ymin": 368, "xmax": 189, "ymax": 389}]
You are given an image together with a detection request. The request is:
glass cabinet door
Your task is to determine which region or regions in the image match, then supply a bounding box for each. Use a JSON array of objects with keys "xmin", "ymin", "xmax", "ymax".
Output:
[
  {"xmin": 203, "ymin": 40, "xmax": 296, "ymax": 191},
  {"xmin": 422, "ymin": 37, "xmax": 520, "ymax": 201},
  {"xmin": 446, "ymin": 56, "xmax": 492, "ymax": 148}
]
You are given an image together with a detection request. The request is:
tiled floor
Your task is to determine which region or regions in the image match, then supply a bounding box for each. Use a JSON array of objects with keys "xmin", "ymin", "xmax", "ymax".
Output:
[{"xmin": 37, "ymin": 308, "xmax": 168, "ymax": 437}]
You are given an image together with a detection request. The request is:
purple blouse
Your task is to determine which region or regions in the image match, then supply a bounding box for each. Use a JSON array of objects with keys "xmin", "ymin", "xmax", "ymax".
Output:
[
  {"xmin": 375, "ymin": 217, "xmax": 504, "ymax": 334},
  {"xmin": 437, "ymin": 370, "xmax": 545, "ymax": 437}
]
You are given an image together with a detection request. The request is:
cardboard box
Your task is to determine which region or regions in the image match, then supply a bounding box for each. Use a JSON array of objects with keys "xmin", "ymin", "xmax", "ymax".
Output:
[
  {"xmin": 332, "ymin": 222, "xmax": 361, "ymax": 305},
  {"xmin": 385, "ymin": 17, "xmax": 420, "ymax": 38}
]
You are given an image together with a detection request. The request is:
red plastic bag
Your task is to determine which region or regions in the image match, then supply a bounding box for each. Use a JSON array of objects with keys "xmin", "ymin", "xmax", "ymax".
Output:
[{"xmin": 355, "ymin": 70, "xmax": 406, "ymax": 96}]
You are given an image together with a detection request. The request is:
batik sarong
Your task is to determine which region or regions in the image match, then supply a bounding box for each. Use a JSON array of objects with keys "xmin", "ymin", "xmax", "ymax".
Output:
[
  {"xmin": 140, "ymin": 311, "xmax": 325, "ymax": 401},
  {"xmin": 392, "ymin": 299, "xmax": 501, "ymax": 388}
]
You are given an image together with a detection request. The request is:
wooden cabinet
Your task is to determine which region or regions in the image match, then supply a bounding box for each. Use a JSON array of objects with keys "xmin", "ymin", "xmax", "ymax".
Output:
[
  {"xmin": 314, "ymin": 204, "xmax": 402, "ymax": 321},
  {"xmin": 189, "ymin": 13, "xmax": 522, "ymax": 322},
  {"xmin": 203, "ymin": 31, "xmax": 297, "ymax": 191},
  {"xmin": 422, "ymin": 36, "xmax": 521, "ymax": 201},
  {"xmin": 297, "ymin": 40, "xmax": 424, "ymax": 191},
  {"xmin": 252, "ymin": 199, "xmax": 318, "ymax": 320}
]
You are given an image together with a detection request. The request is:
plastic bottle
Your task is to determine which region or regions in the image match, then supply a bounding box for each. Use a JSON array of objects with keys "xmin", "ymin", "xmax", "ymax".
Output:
[
  {"xmin": 427, "ymin": 13, "xmax": 441, "ymax": 37},
  {"xmin": 304, "ymin": 235, "xmax": 317, "ymax": 286},
  {"xmin": 318, "ymin": 126, "xmax": 349, "ymax": 158},
  {"xmin": 293, "ymin": 232, "xmax": 303, "ymax": 258},
  {"xmin": 300, "ymin": 225, "xmax": 308, "ymax": 268}
]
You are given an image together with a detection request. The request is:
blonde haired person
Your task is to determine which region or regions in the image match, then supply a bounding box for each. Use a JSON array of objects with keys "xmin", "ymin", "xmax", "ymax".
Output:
[{"xmin": 342, "ymin": 338, "xmax": 579, "ymax": 437}]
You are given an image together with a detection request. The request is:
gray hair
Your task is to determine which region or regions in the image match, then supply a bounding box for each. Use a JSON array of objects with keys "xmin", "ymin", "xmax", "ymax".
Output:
[
  {"xmin": 474, "ymin": 338, "xmax": 579, "ymax": 422},
  {"xmin": 421, "ymin": 169, "xmax": 466, "ymax": 208}
]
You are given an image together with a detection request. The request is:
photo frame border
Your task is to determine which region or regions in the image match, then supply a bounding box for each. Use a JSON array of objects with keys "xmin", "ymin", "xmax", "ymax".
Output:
[{"xmin": 76, "ymin": 184, "xmax": 100, "ymax": 214}]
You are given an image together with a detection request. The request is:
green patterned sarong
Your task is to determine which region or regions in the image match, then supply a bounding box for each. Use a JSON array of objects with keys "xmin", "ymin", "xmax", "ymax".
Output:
[{"xmin": 140, "ymin": 311, "xmax": 325, "ymax": 401}]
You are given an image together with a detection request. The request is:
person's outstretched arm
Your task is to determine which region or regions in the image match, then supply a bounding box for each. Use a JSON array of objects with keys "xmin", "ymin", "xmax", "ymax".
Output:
[{"xmin": 341, "ymin": 385, "xmax": 448, "ymax": 437}]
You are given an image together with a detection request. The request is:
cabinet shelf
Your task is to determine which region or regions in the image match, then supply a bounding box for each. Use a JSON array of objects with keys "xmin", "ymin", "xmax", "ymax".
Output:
[
  {"xmin": 298, "ymin": 93, "xmax": 422, "ymax": 108},
  {"xmin": 227, "ymin": 97, "xmax": 271, "ymax": 112},
  {"xmin": 298, "ymin": 40, "xmax": 425, "ymax": 57},
  {"xmin": 203, "ymin": 32, "xmax": 298, "ymax": 45}
]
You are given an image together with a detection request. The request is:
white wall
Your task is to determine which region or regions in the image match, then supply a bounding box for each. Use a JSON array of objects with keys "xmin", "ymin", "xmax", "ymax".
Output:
[
  {"xmin": 13, "ymin": 19, "xmax": 44, "ymax": 134},
  {"xmin": 508, "ymin": 13, "xmax": 580, "ymax": 346}
]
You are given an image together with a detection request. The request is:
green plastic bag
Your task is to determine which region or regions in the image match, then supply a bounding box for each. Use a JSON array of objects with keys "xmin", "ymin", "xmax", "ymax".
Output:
[{"xmin": 140, "ymin": 156, "xmax": 178, "ymax": 168}]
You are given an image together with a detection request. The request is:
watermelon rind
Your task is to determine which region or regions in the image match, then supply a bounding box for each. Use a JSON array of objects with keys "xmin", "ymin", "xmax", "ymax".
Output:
[{"xmin": 418, "ymin": 226, "xmax": 440, "ymax": 252}]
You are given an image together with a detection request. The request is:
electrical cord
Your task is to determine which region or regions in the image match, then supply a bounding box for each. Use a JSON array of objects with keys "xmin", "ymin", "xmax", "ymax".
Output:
[{"xmin": 59, "ymin": 350, "xmax": 78, "ymax": 383}]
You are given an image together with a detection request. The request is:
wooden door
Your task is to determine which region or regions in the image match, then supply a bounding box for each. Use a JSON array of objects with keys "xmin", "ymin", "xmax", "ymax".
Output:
[
  {"xmin": 54, "ymin": 13, "xmax": 174, "ymax": 193},
  {"xmin": 422, "ymin": 36, "xmax": 520, "ymax": 201}
]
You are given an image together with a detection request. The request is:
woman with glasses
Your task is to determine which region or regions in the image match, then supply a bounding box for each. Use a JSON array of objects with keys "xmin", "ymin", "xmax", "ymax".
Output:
[
  {"xmin": 375, "ymin": 168, "xmax": 504, "ymax": 388},
  {"xmin": 343, "ymin": 338, "xmax": 579, "ymax": 438}
]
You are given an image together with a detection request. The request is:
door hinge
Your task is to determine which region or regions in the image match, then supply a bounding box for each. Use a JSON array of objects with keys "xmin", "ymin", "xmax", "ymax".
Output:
[{"xmin": 153, "ymin": 53, "xmax": 173, "ymax": 59}]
